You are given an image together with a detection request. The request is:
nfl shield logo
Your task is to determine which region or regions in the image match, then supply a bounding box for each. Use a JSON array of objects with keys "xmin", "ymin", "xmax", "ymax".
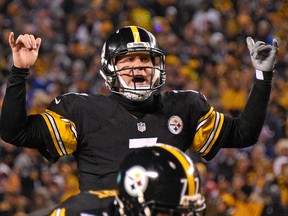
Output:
[{"xmin": 137, "ymin": 122, "xmax": 146, "ymax": 132}]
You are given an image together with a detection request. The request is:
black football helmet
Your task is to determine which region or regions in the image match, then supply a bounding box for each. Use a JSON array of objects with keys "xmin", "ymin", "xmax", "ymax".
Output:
[
  {"xmin": 115, "ymin": 144, "xmax": 206, "ymax": 216},
  {"xmin": 100, "ymin": 26, "xmax": 166, "ymax": 101}
]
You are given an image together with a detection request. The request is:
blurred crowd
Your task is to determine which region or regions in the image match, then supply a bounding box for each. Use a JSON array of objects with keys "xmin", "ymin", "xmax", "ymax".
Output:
[{"xmin": 0, "ymin": 0, "xmax": 288, "ymax": 215}]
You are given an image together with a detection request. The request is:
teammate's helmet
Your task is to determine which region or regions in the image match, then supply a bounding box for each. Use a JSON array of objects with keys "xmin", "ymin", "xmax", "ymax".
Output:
[
  {"xmin": 100, "ymin": 26, "xmax": 166, "ymax": 101},
  {"xmin": 115, "ymin": 144, "xmax": 206, "ymax": 216}
]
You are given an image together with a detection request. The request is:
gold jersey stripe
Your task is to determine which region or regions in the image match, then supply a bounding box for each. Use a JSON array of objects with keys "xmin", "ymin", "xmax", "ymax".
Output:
[
  {"xmin": 196, "ymin": 107, "xmax": 214, "ymax": 130},
  {"xmin": 88, "ymin": 189, "xmax": 118, "ymax": 198},
  {"xmin": 192, "ymin": 108, "xmax": 224, "ymax": 156},
  {"xmin": 159, "ymin": 144, "xmax": 195, "ymax": 196},
  {"xmin": 40, "ymin": 109, "xmax": 77, "ymax": 156},
  {"xmin": 198, "ymin": 111, "xmax": 224, "ymax": 153},
  {"xmin": 50, "ymin": 208, "xmax": 66, "ymax": 216},
  {"xmin": 130, "ymin": 26, "xmax": 141, "ymax": 42},
  {"xmin": 41, "ymin": 112, "xmax": 65, "ymax": 156}
]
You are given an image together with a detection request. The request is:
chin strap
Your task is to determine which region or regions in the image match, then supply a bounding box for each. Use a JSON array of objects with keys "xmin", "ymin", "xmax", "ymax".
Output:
[
  {"xmin": 115, "ymin": 195, "xmax": 126, "ymax": 216},
  {"xmin": 117, "ymin": 75, "xmax": 152, "ymax": 101},
  {"xmin": 115, "ymin": 191, "xmax": 152, "ymax": 216},
  {"xmin": 137, "ymin": 191, "xmax": 151, "ymax": 216},
  {"xmin": 122, "ymin": 89, "xmax": 153, "ymax": 101},
  {"xmin": 180, "ymin": 193, "xmax": 206, "ymax": 213}
]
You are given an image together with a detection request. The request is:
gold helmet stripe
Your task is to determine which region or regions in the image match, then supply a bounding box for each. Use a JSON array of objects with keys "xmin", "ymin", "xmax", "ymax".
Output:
[
  {"xmin": 130, "ymin": 26, "xmax": 141, "ymax": 42},
  {"xmin": 159, "ymin": 144, "xmax": 195, "ymax": 196}
]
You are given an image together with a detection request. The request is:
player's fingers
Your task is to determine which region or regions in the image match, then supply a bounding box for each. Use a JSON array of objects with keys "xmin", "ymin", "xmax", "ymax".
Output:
[
  {"xmin": 15, "ymin": 35, "xmax": 26, "ymax": 47},
  {"xmin": 272, "ymin": 38, "xmax": 278, "ymax": 48},
  {"xmin": 28, "ymin": 34, "xmax": 37, "ymax": 49},
  {"xmin": 246, "ymin": 37, "xmax": 255, "ymax": 53},
  {"xmin": 256, "ymin": 44, "xmax": 271, "ymax": 52},
  {"xmin": 15, "ymin": 34, "xmax": 32, "ymax": 49},
  {"xmin": 35, "ymin": 37, "xmax": 42, "ymax": 51},
  {"xmin": 24, "ymin": 34, "xmax": 34, "ymax": 49},
  {"xmin": 8, "ymin": 32, "xmax": 15, "ymax": 47}
]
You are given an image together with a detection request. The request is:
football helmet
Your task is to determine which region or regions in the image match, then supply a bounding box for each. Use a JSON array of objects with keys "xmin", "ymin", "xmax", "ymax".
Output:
[
  {"xmin": 115, "ymin": 144, "xmax": 206, "ymax": 216},
  {"xmin": 100, "ymin": 26, "xmax": 166, "ymax": 101}
]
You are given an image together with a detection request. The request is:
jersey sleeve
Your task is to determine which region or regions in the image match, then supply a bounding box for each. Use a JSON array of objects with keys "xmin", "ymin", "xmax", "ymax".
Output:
[
  {"xmin": 220, "ymin": 78, "xmax": 272, "ymax": 148},
  {"xmin": 40, "ymin": 108, "xmax": 77, "ymax": 158},
  {"xmin": 0, "ymin": 66, "xmax": 78, "ymax": 162},
  {"xmin": 190, "ymin": 106, "xmax": 225, "ymax": 158},
  {"xmin": 0, "ymin": 66, "xmax": 30, "ymax": 142},
  {"xmin": 190, "ymin": 78, "xmax": 272, "ymax": 161},
  {"xmin": 33, "ymin": 95, "xmax": 78, "ymax": 162}
]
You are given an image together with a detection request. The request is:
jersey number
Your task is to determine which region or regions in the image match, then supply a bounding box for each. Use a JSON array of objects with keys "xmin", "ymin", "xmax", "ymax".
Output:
[{"xmin": 129, "ymin": 137, "xmax": 158, "ymax": 149}]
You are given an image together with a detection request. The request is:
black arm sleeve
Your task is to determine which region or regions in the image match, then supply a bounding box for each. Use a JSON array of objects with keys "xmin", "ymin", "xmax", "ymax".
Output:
[
  {"xmin": 0, "ymin": 66, "xmax": 29, "ymax": 142},
  {"xmin": 0, "ymin": 66, "xmax": 61, "ymax": 162},
  {"xmin": 222, "ymin": 76, "xmax": 272, "ymax": 148}
]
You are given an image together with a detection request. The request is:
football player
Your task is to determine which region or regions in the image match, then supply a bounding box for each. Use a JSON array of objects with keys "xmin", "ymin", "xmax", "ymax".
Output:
[
  {"xmin": 115, "ymin": 143, "xmax": 206, "ymax": 216},
  {"xmin": 78, "ymin": 144, "xmax": 205, "ymax": 216},
  {"xmin": 0, "ymin": 25, "xmax": 278, "ymax": 215}
]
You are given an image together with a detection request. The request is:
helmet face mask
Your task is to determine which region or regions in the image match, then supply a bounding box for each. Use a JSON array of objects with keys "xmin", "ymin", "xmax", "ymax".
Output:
[
  {"xmin": 100, "ymin": 26, "xmax": 166, "ymax": 101},
  {"xmin": 115, "ymin": 144, "xmax": 206, "ymax": 216}
]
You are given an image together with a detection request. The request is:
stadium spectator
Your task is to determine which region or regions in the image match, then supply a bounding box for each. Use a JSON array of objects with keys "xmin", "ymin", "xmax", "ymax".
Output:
[{"xmin": 0, "ymin": 1, "xmax": 287, "ymax": 215}]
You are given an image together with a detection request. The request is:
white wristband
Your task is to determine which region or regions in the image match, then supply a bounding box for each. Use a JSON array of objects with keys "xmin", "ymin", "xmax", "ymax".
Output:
[{"xmin": 255, "ymin": 69, "xmax": 264, "ymax": 80}]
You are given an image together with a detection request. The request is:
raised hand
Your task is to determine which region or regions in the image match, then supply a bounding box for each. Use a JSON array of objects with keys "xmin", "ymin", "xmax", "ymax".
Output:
[
  {"xmin": 8, "ymin": 32, "xmax": 42, "ymax": 69},
  {"xmin": 246, "ymin": 37, "xmax": 278, "ymax": 72}
]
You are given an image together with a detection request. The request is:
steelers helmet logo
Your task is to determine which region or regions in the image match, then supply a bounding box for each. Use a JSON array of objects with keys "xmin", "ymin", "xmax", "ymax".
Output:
[
  {"xmin": 124, "ymin": 166, "xmax": 148, "ymax": 197},
  {"xmin": 168, "ymin": 115, "xmax": 183, "ymax": 135}
]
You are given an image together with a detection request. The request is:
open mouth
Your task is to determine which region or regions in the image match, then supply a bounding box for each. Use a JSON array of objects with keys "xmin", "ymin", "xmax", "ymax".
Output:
[{"xmin": 132, "ymin": 76, "xmax": 146, "ymax": 84}]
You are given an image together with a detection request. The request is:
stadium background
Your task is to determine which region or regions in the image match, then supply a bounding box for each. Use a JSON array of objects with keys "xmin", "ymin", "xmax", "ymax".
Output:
[{"xmin": 0, "ymin": 0, "xmax": 287, "ymax": 215}]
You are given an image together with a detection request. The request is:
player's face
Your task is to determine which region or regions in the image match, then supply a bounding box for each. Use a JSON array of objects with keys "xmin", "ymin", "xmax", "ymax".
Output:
[{"xmin": 115, "ymin": 53, "xmax": 154, "ymax": 88}]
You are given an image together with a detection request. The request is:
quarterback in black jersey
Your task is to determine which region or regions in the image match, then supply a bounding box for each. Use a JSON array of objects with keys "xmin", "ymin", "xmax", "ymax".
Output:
[{"xmin": 0, "ymin": 26, "xmax": 278, "ymax": 215}]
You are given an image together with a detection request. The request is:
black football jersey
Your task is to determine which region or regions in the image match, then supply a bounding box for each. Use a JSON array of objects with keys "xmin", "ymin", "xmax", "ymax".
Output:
[
  {"xmin": 36, "ymin": 90, "xmax": 224, "ymax": 190},
  {"xmin": 0, "ymin": 66, "xmax": 272, "ymax": 191}
]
